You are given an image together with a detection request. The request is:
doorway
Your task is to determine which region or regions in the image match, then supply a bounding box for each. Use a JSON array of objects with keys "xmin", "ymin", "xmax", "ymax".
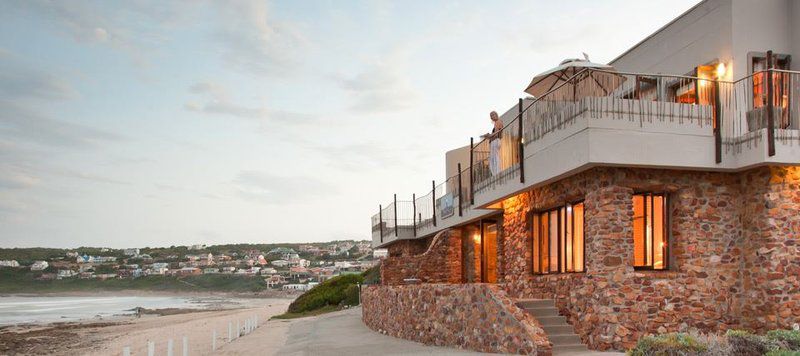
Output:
[{"xmin": 479, "ymin": 220, "xmax": 498, "ymax": 283}]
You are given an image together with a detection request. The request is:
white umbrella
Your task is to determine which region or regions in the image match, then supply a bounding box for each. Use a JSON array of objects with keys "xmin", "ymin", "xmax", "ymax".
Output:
[{"xmin": 524, "ymin": 55, "xmax": 625, "ymax": 100}]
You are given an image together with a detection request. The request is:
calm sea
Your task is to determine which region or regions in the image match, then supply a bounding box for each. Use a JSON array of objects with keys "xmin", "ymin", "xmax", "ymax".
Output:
[{"xmin": 0, "ymin": 296, "xmax": 210, "ymax": 325}]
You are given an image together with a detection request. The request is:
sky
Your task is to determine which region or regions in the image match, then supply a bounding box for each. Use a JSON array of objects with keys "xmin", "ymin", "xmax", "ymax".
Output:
[{"xmin": 0, "ymin": 0, "xmax": 700, "ymax": 248}]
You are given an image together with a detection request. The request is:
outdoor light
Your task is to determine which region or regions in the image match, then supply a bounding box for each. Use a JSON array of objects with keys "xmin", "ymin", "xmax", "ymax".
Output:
[
  {"xmin": 473, "ymin": 233, "xmax": 481, "ymax": 243},
  {"xmin": 716, "ymin": 62, "xmax": 727, "ymax": 79}
]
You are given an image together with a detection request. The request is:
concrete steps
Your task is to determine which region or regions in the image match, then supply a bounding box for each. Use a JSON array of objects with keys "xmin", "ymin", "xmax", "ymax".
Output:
[{"xmin": 516, "ymin": 299, "xmax": 589, "ymax": 355}]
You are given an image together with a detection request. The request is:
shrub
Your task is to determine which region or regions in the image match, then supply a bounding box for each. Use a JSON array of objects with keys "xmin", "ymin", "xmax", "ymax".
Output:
[
  {"xmin": 287, "ymin": 273, "xmax": 363, "ymax": 314},
  {"xmin": 726, "ymin": 330, "xmax": 783, "ymax": 356},
  {"xmin": 628, "ymin": 333, "xmax": 707, "ymax": 356},
  {"xmin": 767, "ymin": 330, "xmax": 800, "ymax": 351},
  {"xmin": 765, "ymin": 350, "xmax": 800, "ymax": 356}
]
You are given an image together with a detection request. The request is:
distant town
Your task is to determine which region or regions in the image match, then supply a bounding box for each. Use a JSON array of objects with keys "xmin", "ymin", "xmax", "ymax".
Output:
[{"xmin": 0, "ymin": 241, "xmax": 388, "ymax": 292}]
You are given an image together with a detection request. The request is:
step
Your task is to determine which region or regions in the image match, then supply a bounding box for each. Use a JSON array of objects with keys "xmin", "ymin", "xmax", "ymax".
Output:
[
  {"xmin": 536, "ymin": 315, "xmax": 567, "ymax": 326},
  {"xmin": 523, "ymin": 307, "xmax": 559, "ymax": 318},
  {"xmin": 549, "ymin": 334, "xmax": 583, "ymax": 346},
  {"xmin": 552, "ymin": 344, "xmax": 590, "ymax": 353},
  {"xmin": 516, "ymin": 299, "xmax": 554, "ymax": 309},
  {"xmin": 542, "ymin": 325, "xmax": 575, "ymax": 335}
]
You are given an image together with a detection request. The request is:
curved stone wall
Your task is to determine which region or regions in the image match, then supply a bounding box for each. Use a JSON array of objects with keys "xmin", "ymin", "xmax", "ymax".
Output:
[{"xmin": 361, "ymin": 283, "xmax": 552, "ymax": 355}]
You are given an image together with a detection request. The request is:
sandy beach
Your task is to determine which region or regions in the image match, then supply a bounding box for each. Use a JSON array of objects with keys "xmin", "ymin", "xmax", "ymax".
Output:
[{"xmin": 0, "ymin": 297, "xmax": 293, "ymax": 355}]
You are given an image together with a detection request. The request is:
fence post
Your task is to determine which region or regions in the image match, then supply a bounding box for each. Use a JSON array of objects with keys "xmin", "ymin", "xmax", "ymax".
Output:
[
  {"xmin": 714, "ymin": 79, "xmax": 722, "ymax": 163},
  {"xmin": 182, "ymin": 336, "xmax": 188, "ymax": 356},
  {"xmin": 167, "ymin": 339, "xmax": 174, "ymax": 356},
  {"xmin": 379, "ymin": 205, "xmax": 383, "ymax": 243},
  {"xmin": 412, "ymin": 193, "xmax": 417, "ymax": 237},
  {"xmin": 228, "ymin": 321, "xmax": 233, "ymax": 342},
  {"xmin": 457, "ymin": 163, "xmax": 463, "ymax": 217},
  {"xmin": 469, "ymin": 137, "xmax": 474, "ymax": 205},
  {"xmin": 518, "ymin": 98, "xmax": 525, "ymax": 183},
  {"xmin": 431, "ymin": 180, "xmax": 437, "ymax": 227},
  {"xmin": 147, "ymin": 341, "xmax": 155, "ymax": 356},
  {"xmin": 767, "ymin": 50, "xmax": 776, "ymax": 157},
  {"xmin": 123, "ymin": 346, "xmax": 131, "ymax": 356},
  {"xmin": 393, "ymin": 194, "xmax": 398, "ymax": 237},
  {"xmin": 212, "ymin": 330, "xmax": 217, "ymax": 351}
]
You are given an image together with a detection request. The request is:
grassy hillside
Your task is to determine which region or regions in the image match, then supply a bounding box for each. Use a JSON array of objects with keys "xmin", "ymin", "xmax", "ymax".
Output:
[
  {"xmin": 0, "ymin": 268, "xmax": 268, "ymax": 294},
  {"xmin": 274, "ymin": 266, "xmax": 380, "ymax": 319}
]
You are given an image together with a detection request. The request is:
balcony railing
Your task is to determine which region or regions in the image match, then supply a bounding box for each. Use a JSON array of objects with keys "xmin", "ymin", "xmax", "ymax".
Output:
[{"xmin": 372, "ymin": 65, "xmax": 800, "ymax": 245}]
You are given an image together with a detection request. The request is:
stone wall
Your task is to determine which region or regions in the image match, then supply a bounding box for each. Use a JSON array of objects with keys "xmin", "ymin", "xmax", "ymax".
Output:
[
  {"xmin": 739, "ymin": 166, "xmax": 800, "ymax": 331},
  {"xmin": 381, "ymin": 229, "xmax": 462, "ymax": 285},
  {"xmin": 361, "ymin": 283, "xmax": 552, "ymax": 355},
  {"xmin": 499, "ymin": 167, "xmax": 753, "ymax": 350}
]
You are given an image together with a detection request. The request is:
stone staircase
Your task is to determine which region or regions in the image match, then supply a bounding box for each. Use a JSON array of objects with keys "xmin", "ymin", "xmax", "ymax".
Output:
[{"xmin": 516, "ymin": 299, "xmax": 589, "ymax": 355}]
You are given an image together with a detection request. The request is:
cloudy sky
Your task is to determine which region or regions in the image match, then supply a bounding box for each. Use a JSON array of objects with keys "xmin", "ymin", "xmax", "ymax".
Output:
[{"xmin": 0, "ymin": 0, "xmax": 698, "ymax": 248}]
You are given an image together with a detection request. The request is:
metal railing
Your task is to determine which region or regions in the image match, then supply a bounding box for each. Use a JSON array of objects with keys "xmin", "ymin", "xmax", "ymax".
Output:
[{"xmin": 373, "ymin": 63, "xmax": 800, "ymax": 245}]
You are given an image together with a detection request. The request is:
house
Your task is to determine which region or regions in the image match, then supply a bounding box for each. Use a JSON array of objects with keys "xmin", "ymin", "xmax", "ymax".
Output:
[
  {"xmin": 0, "ymin": 260, "xmax": 20, "ymax": 268},
  {"xmin": 123, "ymin": 248, "xmax": 140, "ymax": 257},
  {"xmin": 264, "ymin": 274, "xmax": 286, "ymax": 288},
  {"xmin": 203, "ymin": 267, "xmax": 219, "ymax": 274},
  {"xmin": 271, "ymin": 259, "xmax": 289, "ymax": 267},
  {"xmin": 57, "ymin": 269, "xmax": 76, "ymax": 279},
  {"xmin": 268, "ymin": 247, "xmax": 295, "ymax": 255},
  {"xmin": 76, "ymin": 255, "xmax": 117, "ymax": 264},
  {"xmin": 177, "ymin": 267, "xmax": 201, "ymax": 276},
  {"xmin": 30, "ymin": 261, "xmax": 49, "ymax": 271},
  {"xmin": 188, "ymin": 244, "xmax": 206, "ymax": 250},
  {"xmin": 281, "ymin": 282, "xmax": 318, "ymax": 292},
  {"xmin": 65, "ymin": 251, "xmax": 78, "ymax": 258},
  {"xmin": 364, "ymin": 1, "xmax": 800, "ymax": 354},
  {"xmin": 221, "ymin": 266, "xmax": 237, "ymax": 274},
  {"xmin": 259, "ymin": 267, "xmax": 278, "ymax": 275}
]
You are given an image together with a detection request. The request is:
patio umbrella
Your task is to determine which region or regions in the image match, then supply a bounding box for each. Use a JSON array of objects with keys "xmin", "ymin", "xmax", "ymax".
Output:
[{"xmin": 524, "ymin": 55, "xmax": 625, "ymax": 100}]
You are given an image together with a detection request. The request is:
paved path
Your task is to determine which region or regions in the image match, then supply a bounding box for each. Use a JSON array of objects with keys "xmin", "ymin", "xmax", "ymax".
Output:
[{"xmin": 217, "ymin": 306, "xmax": 624, "ymax": 355}]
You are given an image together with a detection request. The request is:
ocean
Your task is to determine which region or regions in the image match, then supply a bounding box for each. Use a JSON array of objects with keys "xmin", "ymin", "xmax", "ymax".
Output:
[{"xmin": 0, "ymin": 296, "xmax": 213, "ymax": 325}]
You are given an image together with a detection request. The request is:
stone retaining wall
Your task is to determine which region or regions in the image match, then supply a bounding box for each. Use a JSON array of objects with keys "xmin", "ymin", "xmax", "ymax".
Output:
[
  {"xmin": 381, "ymin": 229, "xmax": 462, "ymax": 285},
  {"xmin": 361, "ymin": 283, "xmax": 552, "ymax": 355}
]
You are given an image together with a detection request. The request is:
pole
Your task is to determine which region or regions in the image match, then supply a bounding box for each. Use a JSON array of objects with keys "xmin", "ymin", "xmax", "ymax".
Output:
[
  {"xmin": 469, "ymin": 137, "xmax": 474, "ymax": 205},
  {"xmin": 167, "ymin": 339, "xmax": 174, "ymax": 356},
  {"xmin": 123, "ymin": 347, "xmax": 131, "ymax": 356},
  {"xmin": 457, "ymin": 163, "xmax": 463, "ymax": 217},
  {"xmin": 182, "ymin": 336, "xmax": 188, "ymax": 356},
  {"xmin": 212, "ymin": 330, "xmax": 217, "ymax": 351},
  {"xmin": 714, "ymin": 79, "xmax": 722, "ymax": 163},
  {"xmin": 228, "ymin": 321, "xmax": 233, "ymax": 342},
  {"xmin": 767, "ymin": 50, "xmax": 776, "ymax": 157},
  {"xmin": 147, "ymin": 341, "xmax": 155, "ymax": 356},
  {"xmin": 412, "ymin": 193, "xmax": 417, "ymax": 237},
  {"xmin": 431, "ymin": 180, "xmax": 436, "ymax": 227},
  {"xmin": 393, "ymin": 194, "xmax": 398, "ymax": 237},
  {"xmin": 378, "ymin": 205, "xmax": 383, "ymax": 243},
  {"xmin": 518, "ymin": 98, "xmax": 525, "ymax": 183}
]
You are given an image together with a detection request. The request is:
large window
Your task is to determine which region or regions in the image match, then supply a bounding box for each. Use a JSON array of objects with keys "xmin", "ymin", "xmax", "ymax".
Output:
[
  {"xmin": 531, "ymin": 202, "xmax": 584, "ymax": 274},
  {"xmin": 632, "ymin": 193, "xmax": 669, "ymax": 270}
]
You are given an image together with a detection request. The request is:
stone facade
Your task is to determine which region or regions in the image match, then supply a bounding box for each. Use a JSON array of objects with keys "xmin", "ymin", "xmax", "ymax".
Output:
[
  {"xmin": 361, "ymin": 283, "xmax": 552, "ymax": 355},
  {"xmin": 381, "ymin": 229, "xmax": 462, "ymax": 285},
  {"xmin": 372, "ymin": 165, "xmax": 800, "ymax": 352}
]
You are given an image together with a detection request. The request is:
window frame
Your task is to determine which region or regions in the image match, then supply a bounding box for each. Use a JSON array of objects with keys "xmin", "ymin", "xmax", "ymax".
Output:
[
  {"xmin": 529, "ymin": 199, "xmax": 586, "ymax": 275},
  {"xmin": 632, "ymin": 192, "xmax": 670, "ymax": 271}
]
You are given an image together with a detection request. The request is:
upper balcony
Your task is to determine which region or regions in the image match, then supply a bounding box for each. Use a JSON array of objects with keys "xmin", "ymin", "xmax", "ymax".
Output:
[{"xmin": 372, "ymin": 66, "xmax": 800, "ymax": 248}]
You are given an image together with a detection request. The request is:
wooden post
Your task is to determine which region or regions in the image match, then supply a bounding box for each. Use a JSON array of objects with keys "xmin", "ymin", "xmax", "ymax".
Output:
[
  {"xmin": 714, "ymin": 80, "xmax": 722, "ymax": 163},
  {"xmin": 518, "ymin": 98, "xmax": 525, "ymax": 183},
  {"xmin": 431, "ymin": 180, "xmax": 437, "ymax": 227},
  {"xmin": 469, "ymin": 137, "xmax": 474, "ymax": 205},
  {"xmin": 412, "ymin": 193, "xmax": 417, "ymax": 237},
  {"xmin": 767, "ymin": 50, "xmax": 776, "ymax": 157},
  {"xmin": 457, "ymin": 163, "xmax": 463, "ymax": 217}
]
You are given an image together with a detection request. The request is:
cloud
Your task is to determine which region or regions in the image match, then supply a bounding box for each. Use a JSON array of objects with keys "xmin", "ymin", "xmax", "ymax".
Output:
[
  {"xmin": 185, "ymin": 81, "xmax": 315, "ymax": 124},
  {"xmin": 311, "ymin": 143, "xmax": 398, "ymax": 172},
  {"xmin": 338, "ymin": 50, "xmax": 417, "ymax": 113},
  {"xmin": 211, "ymin": 1, "xmax": 307, "ymax": 75},
  {"xmin": 0, "ymin": 99, "xmax": 121, "ymax": 149},
  {"xmin": 0, "ymin": 171, "xmax": 40, "ymax": 190},
  {"xmin": 233, "ymin": 170, "xmax": 335, "ymax": 205}
]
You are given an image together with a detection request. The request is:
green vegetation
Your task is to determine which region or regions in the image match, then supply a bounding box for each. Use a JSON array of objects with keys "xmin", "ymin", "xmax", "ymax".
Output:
[
  {"xmin": 0, "ymin": 268, "xmax": 268, "ymax": 294},
  {"xmin": 361, "ymin": 265, "xmax": 380, "ymax": 285},
  {"xmin": 273, "ymin": 272, "xmax": 366, "ymax": 319},
  {"xmin": 628, "ymin": 333, "xmax": 707, "ymax": 356},
  {"xmin": 628, "ymin": 330, "xmax": 800, "ymax": 356}
]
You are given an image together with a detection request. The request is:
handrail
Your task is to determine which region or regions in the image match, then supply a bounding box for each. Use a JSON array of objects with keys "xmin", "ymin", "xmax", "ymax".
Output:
[{"xmin": 373, "ymin": 66, "xmax": 800, "ymax": 245}]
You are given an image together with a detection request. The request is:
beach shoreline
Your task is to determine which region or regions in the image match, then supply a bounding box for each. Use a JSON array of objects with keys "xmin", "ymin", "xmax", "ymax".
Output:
[{"xmin": 0, "ymin": 296, "xmax": 293, "ymax": 355}]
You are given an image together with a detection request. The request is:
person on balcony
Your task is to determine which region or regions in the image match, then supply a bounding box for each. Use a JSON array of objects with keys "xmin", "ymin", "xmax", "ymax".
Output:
[{"xmin": 483, "ymin": 111, "xmax": 503, "ymax": 176}]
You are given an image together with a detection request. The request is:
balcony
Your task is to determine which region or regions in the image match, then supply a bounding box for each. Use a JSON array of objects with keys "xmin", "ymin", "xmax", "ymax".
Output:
[{"xmin": 372, "ymin": 68, "xmax": 800, "ymax": 248}]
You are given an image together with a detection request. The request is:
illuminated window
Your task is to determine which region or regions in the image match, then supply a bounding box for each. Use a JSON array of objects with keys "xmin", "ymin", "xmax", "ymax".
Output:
[
  {"xmin": 752, "ymin": 54, "xmax": 791, "ymax": 128},
  {"xmin": 632, "ymin": 193, "xmax": 668, "ymax": 270},
  {"xmin": 531, "ymin": 202, "xmax": 585, "ymax": 274}
]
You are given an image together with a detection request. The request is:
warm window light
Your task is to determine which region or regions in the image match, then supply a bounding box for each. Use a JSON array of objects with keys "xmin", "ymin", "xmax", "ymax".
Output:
[
  {"xmin": 473, "ymin": 233, "xmax": 481, "ymax": 243},
  {"xmin": 716, "ymin": 62, "xmax": 727, "ymax": 79}
]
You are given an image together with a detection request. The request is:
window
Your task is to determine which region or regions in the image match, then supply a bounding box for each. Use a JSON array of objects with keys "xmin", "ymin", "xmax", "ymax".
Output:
[
  {"xmin": 632, "ymin": 193, "xmax": 668, "ymax": 270},
  {"xmin": 531, "ymin": 202, "xmax": 585, "ymax": 274},
  {"xmin": 752, "ymin": 53, "xmax": 791, "ymax": 128}
]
